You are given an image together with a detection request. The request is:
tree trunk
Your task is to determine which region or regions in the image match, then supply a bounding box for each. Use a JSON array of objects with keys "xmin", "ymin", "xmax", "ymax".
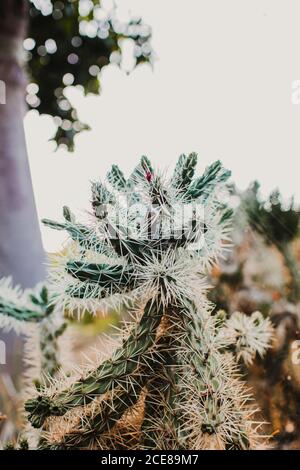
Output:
[
  {"xmin": 0, "ymin": 76, "xmax": 46, "ymax": 286},
  {"xmin": 0, "ymin": 0, "xmax": 45, "ymax": 287},
  {"xmin": 0, "ymin": 0, "xmax": 46, "ymax": 377}
]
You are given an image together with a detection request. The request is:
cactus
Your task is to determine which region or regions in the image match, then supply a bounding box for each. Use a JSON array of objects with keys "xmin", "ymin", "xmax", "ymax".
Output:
[
  {"xmin": 4, "ymin": 154, "xmax": 273, "ymax": 450},
  {"xmin": 0, "ymin": 279, "xmax": 66, "ymax": 386},
  {"xmin": 244, "ymin": 184, "xmax": 300, "ymax": 301},
  {"xmin": 23, "ymin": 154, "xmax": 273, "ymax": 450}
]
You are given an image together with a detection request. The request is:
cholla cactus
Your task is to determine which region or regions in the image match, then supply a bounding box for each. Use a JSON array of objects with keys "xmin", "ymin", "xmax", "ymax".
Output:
[
  {"xmin": 244, "ymin": 184, "xmax": 300, "ymax": 301},
  {"xmin": 23, "ymin": 154, "xmax": 272, "ymax": 450},
  {"xmin": 0, "ymin": 280, "xmax": 69, "ymax": 448},
  {"xmin": 221, "ymin": 310, "xmax": 273, "ymax": 366},
  {"xmin": 0, "ymin": 279, "xmax": 66, "ymax": 386}
]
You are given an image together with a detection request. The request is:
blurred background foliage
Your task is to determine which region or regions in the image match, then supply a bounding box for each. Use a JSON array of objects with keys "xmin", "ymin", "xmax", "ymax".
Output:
[{"xmin": 25, "ymin": 0, "xmax": 152, "ymax": 150}]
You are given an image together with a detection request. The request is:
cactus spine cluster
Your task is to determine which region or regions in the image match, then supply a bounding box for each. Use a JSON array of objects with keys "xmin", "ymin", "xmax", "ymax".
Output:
[
  {"xmin": 1, "ymin": 154, "xmax": 273, "ymax": 450},
  {"xmin": 0, "ymin": 280, "xmax": 66, "ymax": 386}
]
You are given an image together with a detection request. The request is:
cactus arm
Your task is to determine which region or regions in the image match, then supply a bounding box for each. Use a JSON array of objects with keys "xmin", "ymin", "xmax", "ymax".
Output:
[
  {"xmin": 176, "ymin": 302, "xmax": 259, "ymax": 449},
  {"xmin": 91, "ymin": 182, "xmax": 115, "ymax": 220},
  {"xmin": 186, "ymin": 161, "xmax": 231, "ymax": 201},
  {"xmin": 39, "ymin": 348, "xmax": 164, "ymax": 450},
  {"xmin": 42, "ymin": 219, "xmax": 112, "ymax": 256},
  {"xmin": 0, "ymin": 300, "xmax": 46, "ymax": 322},
  {"xmin": 25, "ymin": 299, "xmax": 164, "ymax": 428},
  {"xmin": 44, "ymin": 389, "xmax": 142, "ymax": 450},
  {"xmin": 129, "ymin": 156, "xmax": 153, "ymax": 183},
  {"xmin": 107, "ymin": 165, "xmax": 127, "ymax": 191},
  {"xmin": 171, "ymin": 152, "xmax": 198, "ymax": 195},
  {"xmin": 64, "ymin": 261, "xmax": 136, "ymax": 301},
  {"xmin": 0, "ymin": 283, "xmax": 53, "ymax": 323},
  {"xmin": 39, "ymin": 321, "xmax": 68, "ymax": 383},
  {"xmin": 40, "ymin": 381, "xmax": 143, "ymax": 450},
  {"xmin": 66, "ymin": 262, "xmax": 134, "ymax": 287},
  {"xmin": 141, "ymin": 353, "xmax": 181, "ymax": 449},
  {"xmin": 141, "ymin": 314, "xmax": 185, "ymax": 450}
]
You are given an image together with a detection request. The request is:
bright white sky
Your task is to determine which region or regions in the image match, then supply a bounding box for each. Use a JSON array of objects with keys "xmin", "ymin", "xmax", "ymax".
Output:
[{"xmin": 24, "ymin": 0, "xmax": 300, "ymax": 252}]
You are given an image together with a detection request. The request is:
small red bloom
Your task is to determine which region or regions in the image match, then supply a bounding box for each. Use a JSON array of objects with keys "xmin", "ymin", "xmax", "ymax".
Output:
[{"xmin": 146, "ymin": 171, "xmax": 152, "ymax": 182}]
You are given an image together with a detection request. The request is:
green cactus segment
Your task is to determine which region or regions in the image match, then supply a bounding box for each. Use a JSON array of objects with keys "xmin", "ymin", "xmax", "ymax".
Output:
[
  {"xmin": 0, "ymin": 284, "xmax": 65, "ymax": 406},
  {"xmin": 140, "ymin": 317, "xmax": 184, "ymax": 450},
  {"xmin": 40, "ymin": 349, "xmax": 164, "ymax": 450},
  {"xmin": 142, "ymin": 348, "xmax": 181, "ymax": 449},
  {"xmin": 186, "ymin": 160, "xmax": 231, "ymax": 201},
  {"xmin": 25, "ymin": 299, "xmax": 164, "ymax": 428},
  {"xmin": 0, "ymin": 285, "xmax": 54, "ymax": 323},
  {"xmin": 42, "ymin": 219, "xmax": 112, "ymax": 255},
  {"xmin": 149, "ymin": 176, "xmax": 171, "ymax": 207},
  {"xmin": 42, "ymin": 219, "xmax": 91, "ymax": 244},
  {"xmin": 64, "ymin": 282, "xmax": 121, "ymax": 300},
  {"xmin": 109, "ymin": 235, "xmax": 196, "ymax": 262},
  {"xmin": 39, "ymin": 321, "xmax": 68, "ymax": 382},
  {"xmin": 91, "ymin": 182, "xmax": 115, "ymax": 220},
  {"xmin": 63, "ymin": 206, "xmax": 75, "ymax": 223},
  {"xmin": 41, "ymin": 219, "xmax": 66, "ymax": 231},
  {"xmin": 219, "ymin": 207, "xmax": 234, "ymax": 225},
  {"xmin": 0, "ymin": 300, "xmax": 46, "ymax": 322},
  {"xmin": 141, "ymin": 156, "xmax": 153, "ymax": 174},
  {"xmin": 129, "ymin": 156, "xmax": 154, "ymax": 184},
  {"xmin": 66, "ymin": 261, "xmax": 134, "ymax": 287},
  {"xmin": 107, "ymin": 165, "xmax": 127, "ymax": 191},
  {"xmin": 142, "ymin": 375, "xmax": 170, "ymax": 449},
  {"xmin": 109, "ymin": 238, "xmax": 144, "ymax": 259},
  {"xmin": 44, "ymin": 387, "xmax": 142, "ymax": 450},
  {"xmin": 171, "ymin": 152, "xmax": 198, "ymax": 195},
  {"xmin": 109, "ymin": 237, "xmax": 164, "ymax": 261},
  {"xmin": 91, "ymin": 182, "xmax": 114, "ymax": 206},
  {"xmin": 178, "ymin": 303, "xmax": 253, "ymax": 449},
  {"xmin": 65, "ymin": 261, "xmax": 136, "ymax": 300}
]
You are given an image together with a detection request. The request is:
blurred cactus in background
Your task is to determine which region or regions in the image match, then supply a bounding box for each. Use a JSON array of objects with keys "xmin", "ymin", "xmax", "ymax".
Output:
[
  {"xmin": 9, "ymin": 154, "xmax": 271, "ymax": 450},
  {"xmin": 0, "ymin": 279, "xmax": 67, "ymax": 384},
  {"xmin": 245, "ymin": 183, "xmax": 300, "ymax": 302},
  {"xmin": 0, "ymin": 280, "xmax": 68, "ymax": 445},
  {"xmin": 208, "ymin": 183, "xmax": 300, "ymax": 449}
]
